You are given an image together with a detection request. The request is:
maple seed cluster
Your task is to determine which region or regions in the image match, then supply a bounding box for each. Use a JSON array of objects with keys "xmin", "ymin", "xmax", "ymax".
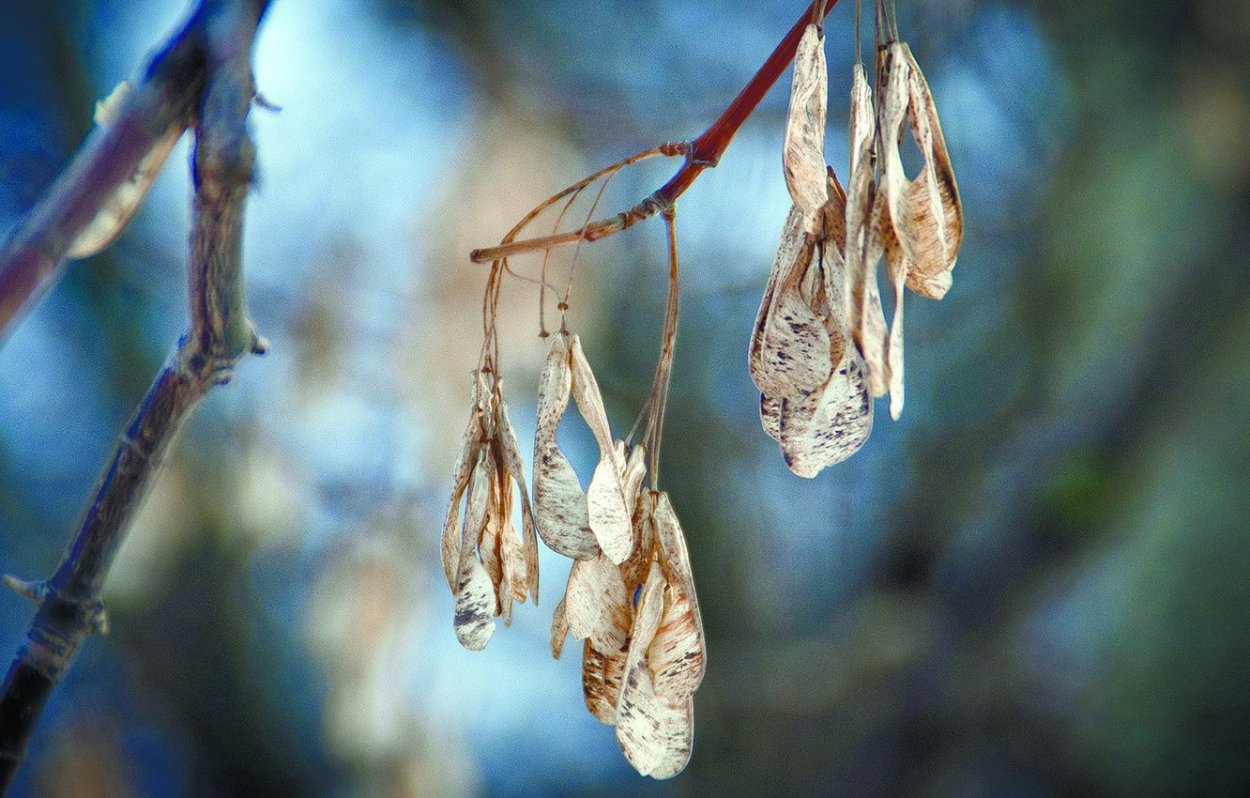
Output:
[
  {"xmin": 444, "ymin": 327, "xmax": 703, "ymax": 777},
  {"xmin": 750, "ymin": 22, "xmax": 963, "ymax": 477}
]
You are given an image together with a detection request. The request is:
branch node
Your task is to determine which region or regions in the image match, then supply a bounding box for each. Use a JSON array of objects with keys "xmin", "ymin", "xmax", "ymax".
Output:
[
  {"xmin": 88, "ymin": 604, "xmax": 111, "ymax": 636},
  {"xmin": 688, "ymin": 148, "xmax": 720, "ymax": 169}
]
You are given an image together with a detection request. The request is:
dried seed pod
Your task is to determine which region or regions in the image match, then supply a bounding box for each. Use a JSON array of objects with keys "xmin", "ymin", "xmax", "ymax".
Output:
[
  {"xmin": 648, "ymin": 494, "xmax": 706, "ymax": 699},
  {"xmin": 563, "ymin": 554, "xmax": 630, "ymax": 654},
  {"xmin": 777, "ymin": 351, "xmax": 873, "ymax": 477},
  {"xmin": 569, "ymin": 336, "xmax": 634, "ymax": 564},
  {"xmin": 621, "ymin": 488, "xmax": 658, "ymax": 593},
  {"xmin": 457, "ymin": 447, "xmax": 493, "ymax": 585},
  {"xmin": 441, "ymin": 374, "xmax": 486, "ymax": 588},
  {"xmin": 875, "ymin": 42, "xmax": 963, "ymax": 300},
  {"xmin": 783, "ymin": 24, "xmax": 829, "ymax": 233},
  {"xmin": 551, "ymin": 595, "xmax": 570, "ymax": 660},
  {"xmin": 760, "ymin": 394, "xmax": 783, "ymax": 442},
  {"xmin": 616, "ymin": 561, "xmax": 694, "ymax": 778},
  {"xmin": 497, "ymin": 516, "xmax": 520, "ymax": 626},
  {"xmin": 749, "ymin": 207, "xmax": 832, "ymax": 399},
  {"xmin": 496, "ymin": 396, "xmax": 540, "ymax": 601},
  {"xmin": 901, "ymin": 43, "xmax": 963, "ymax": 297},
  {"xmin": 583, "ymin": 637, "xmax": 628, "ymax": 724},
  {"xmin": 649, "ymin": 493, "xmax": 705, "ymax": 695},
  {"xmin": 844, "ymin": 64, "xmax": 890, "ymax": 398},
  {"xmin": 533, "ymin": 335, "xmax": 600, "ymax": 559},
  {"xmin": 453, "ymin": 551, "xmax": 497, "ymax": 651},
  {"xmin": 620, "ymin": 443, "xmax": 647, "ymax": 511}
]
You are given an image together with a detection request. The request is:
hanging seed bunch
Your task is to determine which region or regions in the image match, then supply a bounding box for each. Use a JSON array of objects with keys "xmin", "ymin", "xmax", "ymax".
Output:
[
  {"xmin": 750, "ymin": 1, "xmax": 963, "ymax": 477},
  {"xmin": 442, "ymin": 0, "xmax": 961, "ymax": 779},
  {"xmin": 444, "ymin": 141, "xmax": 705, "ymax": 776}
]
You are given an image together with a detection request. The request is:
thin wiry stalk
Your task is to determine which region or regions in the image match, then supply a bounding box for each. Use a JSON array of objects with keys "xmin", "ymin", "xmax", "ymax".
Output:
[
  {"xmin": 0, "ymin": 1, "xmax": 270, "ymax": 791},
  {"xmin": 642, "ymin": 207, "xmax": 680, "ymax": 487},
  {"xmin": 468, "ymin": 0, "xmax": 842, "ymax": 264}
]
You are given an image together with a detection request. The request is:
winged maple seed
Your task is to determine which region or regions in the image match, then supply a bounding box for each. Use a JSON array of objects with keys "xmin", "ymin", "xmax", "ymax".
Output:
[
  {"xmin": 442, "ymin": 370, "xmax": 540, "ymax": 650},
  {"xmin": 751, "ymin": 19, "xmax": 962, "ymax": 476},
  {"xmin": 532, "ymin": 333, "xmax": 634, "ymax": 564},
  {"xmin": 553, "ymin": 474, "xmax": 706, "ymax": 779}
]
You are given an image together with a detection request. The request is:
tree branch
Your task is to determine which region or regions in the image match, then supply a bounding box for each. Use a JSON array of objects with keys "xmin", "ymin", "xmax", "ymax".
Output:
[
  {"xmin": 0, "ymin": 1, "xmax": 270, "ymax": 790},
  {"xmin": 468, "ymin": 0, "xmax": 840, "ymax": 264},
  {"xmin": 0, "ymin": 2, "xmax": 208, "ymax": 344}
]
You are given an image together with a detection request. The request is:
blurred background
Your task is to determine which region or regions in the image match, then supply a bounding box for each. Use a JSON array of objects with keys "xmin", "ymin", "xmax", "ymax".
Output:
[{"xmin": 2, "ymin": 0, "xmax": 1248, "ymax": 795}]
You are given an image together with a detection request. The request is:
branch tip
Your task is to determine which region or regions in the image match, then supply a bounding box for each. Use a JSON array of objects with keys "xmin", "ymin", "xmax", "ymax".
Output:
[
  {"xmin": 89, "ymin": 606, "xmax": 111, "ymax": 636},
  {"xmin": 2, "ymin": 575, "xmax": 47, "ymax": 604},
  {"xmin": 253, "ymin": 92, "xmax": 281, "ymax": 112},
  {"xmin": 251, "ymin": 331, "xmax": 270, "ymax": 355}
]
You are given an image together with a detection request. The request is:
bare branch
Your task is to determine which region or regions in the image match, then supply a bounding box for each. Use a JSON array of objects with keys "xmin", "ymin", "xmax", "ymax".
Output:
[
  {"xmin": 0, "ymin": 0, "xmax": 269, "ymax": 344},
  {"xmin": 0, "ymin": 1, "xmax": 270, "ymax": 790}
]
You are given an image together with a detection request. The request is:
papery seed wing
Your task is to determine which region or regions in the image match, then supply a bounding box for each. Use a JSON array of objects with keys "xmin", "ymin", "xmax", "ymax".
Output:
[
  {"xmin": 854, "ymin": 204, "xmax": 890, "ymax": 400},
  {"xmin": 616, "ymin": 563, "xmax": 693, "ymax": 777},
  {"xmin": 588, "ymin": 454, "xmax": 634, "ymax": 564},
  {"xmin": 534, "ymin": 337, "xmax": 599, "ymax": 559},
  {"xmin": 457, "ymin": 447, "xmax": 493, "ymax": 581},
  {"xmin": 621, "ymin": 443, "xmax": 647, "ymax": 511},
  {"xmin": 652, "ymin": 495, "xmax": 699, "ymax": 600},
  {"xmin": 534, "ymin": 445, "xmax": 600, "ymax": 559},
  {"xmin": 877, "ymin": 43, "xmax": 913, "ymax": 265},
  {"xmin": 760, "ymin": 394, "xmax": 782, "ymax": 442},
  {"xmin": 583, "ymin": 639, "xmax": 628, "ymax": 725},
  {"xmin": 454, "ymin": 555, "xmax": 497, "ymax": 651},
  {"xmin": 615, "ymin": 661, "xmax": 693, "ymax": 778},
  {"xmin": 885, "ymin": 233, "xmax": 907, "ymax": 420},
  {"xmin": 536, "ymin": 334, "xmax": 572, "ymax": 447},
  {"xmin": 650, "ymin": 494, "xmax": 705, "ymax": 690},
  {"xmin": 621, "ymin": 491, "xmax": 658, "ymax": 593},
  {"xmin": 551, "ymin": 595, "xmax": 570, "ymax": 659},
  {"xmin": 565, "ymin": 554, "xmax": 630, "ymax": 653},
  {"xmin": 638, "ymin": 696, "xmax": 694, "ymax": 780},
  {"xmin": 569, "ymin": 337, "xmax": 633, "ymax": 562},
  {"xmin": 844, "ymin": 64, "xmax": 888, "ymax": 398},
  {"xmin": 568, "ymin": 336, "xmax": 621, "ymax": 465},
  {"xmin": 441, "ymin": 374, "xmax": 487, "ymax": 587},
  {"xmin": 648, "ymin": 580, "xmax": 706, "ymax": 700},
  {"xmin": 901, "ymin": 43, "xmax": 963, "ymax": 297},
  {"xmin": 68, "ymin": 83, "xmax": 183, "ymax": 259},
  {"xmin": 631, "ymin": 563, "xmax": 667, "ymax": 662},
  {"xmin": 778, "ymin": 351, "xmax": 873, "ymax": 477},
  {"xmin": 497, "ymin": 396, "xmax": 540, "ymax": 601},
  {"xmin": 750, "ymin": 206, "xmax": 805, "ymax": 392},
  {"xmin": 757, "ymin": 244, "xmax": 833, "ymax": 398},
  {"xmin": 821, "ymin": 172, "xmax": 850, "ymax": 335},
  {"xmin": 479, "ymin": 501, "xmax": 503, "ymax": 595},
  {"xmin": 498, "ymin": 525, "xmax": 515, "ymax": 626},
  {"xmin": 849, "ymin": 63, "xmax": 874, "ymax": 177},
  {"xmin": 783, "ymin": 24, "xmax": 829, "ymax": 233},
  {"xmin": 499, "ymin": 511, "xmax": 529, "ymax": 625}
]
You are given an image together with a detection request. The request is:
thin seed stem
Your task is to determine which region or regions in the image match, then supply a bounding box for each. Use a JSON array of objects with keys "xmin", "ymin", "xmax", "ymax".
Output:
[
  {"xmin": 469, "ymin": 0, "xmax": 840, "ymax": 264},
  {"xmin": 645, "ymin": 207, "xmax": 680, "ymax": 487}
]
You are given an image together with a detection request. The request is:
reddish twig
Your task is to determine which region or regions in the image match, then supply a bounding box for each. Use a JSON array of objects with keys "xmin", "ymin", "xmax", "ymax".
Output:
[{"xmin": 469, "ymin": 0, "xmax": 840, "ymax": 264}]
